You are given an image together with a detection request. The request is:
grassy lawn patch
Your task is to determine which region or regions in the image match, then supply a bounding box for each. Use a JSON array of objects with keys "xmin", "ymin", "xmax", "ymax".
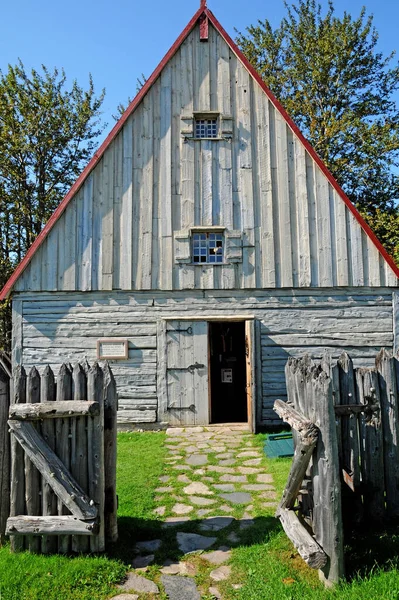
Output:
[{"xmin": 2, "ymin": 429, "xmax": 399, "ymax": 600}]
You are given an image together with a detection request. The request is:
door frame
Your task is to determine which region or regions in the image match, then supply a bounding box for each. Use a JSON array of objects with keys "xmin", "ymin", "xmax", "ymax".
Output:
[{"xmin": 158, "ymin": 315, "xmax": 258, "ymax": 429}]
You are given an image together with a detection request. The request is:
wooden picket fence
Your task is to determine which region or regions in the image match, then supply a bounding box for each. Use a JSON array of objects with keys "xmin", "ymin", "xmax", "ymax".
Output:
[
  {"xmin": 4, "ymin": 361, "xmax": 118, "ymax": 554},
  {"xmin": 274, "ymin": 349, "xmax": 399, "ymax": 587}
]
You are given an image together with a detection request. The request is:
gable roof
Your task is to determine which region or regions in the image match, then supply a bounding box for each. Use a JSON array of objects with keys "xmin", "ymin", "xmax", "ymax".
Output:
[{"xmin": 1, "ymin": 4, "xmax": 398, "ymax": 299}]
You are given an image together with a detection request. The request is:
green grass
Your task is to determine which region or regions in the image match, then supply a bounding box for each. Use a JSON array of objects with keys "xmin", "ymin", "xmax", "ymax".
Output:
[{"xmin": 2, "ymin": 430, "xmax": 399, "ymax": 600}]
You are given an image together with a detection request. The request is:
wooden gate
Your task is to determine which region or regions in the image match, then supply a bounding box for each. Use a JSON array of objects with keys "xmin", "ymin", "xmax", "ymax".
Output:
[
  {"xmin": 159, "ymin": 320, "xmax": 208, "ymax": 426},
  {"xmin": 6, "ymin": 361, "xmax": 118, "ymax": 554},
  {"xmin": 274, "ymin": 349, "xmax": 399, "ymax": 586}
]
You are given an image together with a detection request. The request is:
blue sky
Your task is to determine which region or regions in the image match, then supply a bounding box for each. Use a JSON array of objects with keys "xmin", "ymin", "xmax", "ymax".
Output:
[{"xmin": 1, "ymin": 0, "xmax": 399, "ymax": 136}]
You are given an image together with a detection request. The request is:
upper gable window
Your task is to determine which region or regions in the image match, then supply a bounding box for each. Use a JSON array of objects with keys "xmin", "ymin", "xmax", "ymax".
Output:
[
  {"xmin": 193, "ymin": 232, "xmax": 224, "ymax": 263},
  {"xmin": 195, "ymin": 117, "xmax": 218, "ymax": 139}
]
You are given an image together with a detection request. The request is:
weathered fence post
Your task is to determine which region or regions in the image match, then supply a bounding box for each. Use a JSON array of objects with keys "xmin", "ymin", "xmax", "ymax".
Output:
[
  {"xmin": 0, "ymin": 365, "xmax": 10, "ymax": 544},
  {"xmin": 376, "ymin": 349, "xmax": 399, "ymax": 517},
  {"xmin": 10, "ymin": 365, "xmax": 26, "ymax": 551},
  {"xmin": 88, "ymin": 363, "xmax": 105, "ymax": 552},
  {"xmin": 25, "ymin": 367, "xmax": 41, "ymax": 553},
  {"xmin": 103, "ymin": 363, "xmax": 118, "ymax": 543},
  {"xmin": 41, "ymin": 365, "xmax": 57, "ymax": 554},
  {"xmin": 71, "ymin": 363, "xmax": 89, "ymax": 553},
  {"xmin": 56, "ymin": 364, "xmax": 73, "ymax": 553}
]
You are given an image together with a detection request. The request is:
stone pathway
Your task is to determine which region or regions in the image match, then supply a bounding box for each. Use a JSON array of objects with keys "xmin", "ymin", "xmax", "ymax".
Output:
[{"xmin": 113, "ymin": 425, "xmax": 278, "ymax": 599}]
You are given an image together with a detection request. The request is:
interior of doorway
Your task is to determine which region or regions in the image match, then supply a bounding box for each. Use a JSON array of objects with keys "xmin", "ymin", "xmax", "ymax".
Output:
[{"xmin": 209, "ymin": 321, "xmax": 248, "ymax": 424}]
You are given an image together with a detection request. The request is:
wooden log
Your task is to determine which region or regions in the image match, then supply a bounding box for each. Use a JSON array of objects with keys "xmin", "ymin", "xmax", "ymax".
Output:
[
  {"xmin": 278, "ymin": 508, "xmax": 327, "ymax": 569},
  {"xmin": 71, "ymin": 363, "xmax": 89, "ymax": 553},
  {"xmin": 376, "ymin": 349, "xmax": 399, "ymax": 517},
  {"xmin": 25, "ymin": 366, "xmax": 41, "ymax": 553},
  {"xmin": 6, "ymin": 516, "xmax": 97, "ymax": 536},
  {"xmin": 274, "ymin": 400, "xmax": 318, "ymax": 514},
  {"xmin": 55, "ymin": 364, "xmax": 73, "ymax": 553},
  {"xmin": 40, "ymin": 365, "xmax": 57, "ymax": 554},
  {"xmin": 88, "ymin": 363, "xmax": 105, "ymax": 552},
  {"xmin": 9, "ymin": 401, "xmax": 100, "ymax": 420},
  {"xmin": 0, "ymin": 365, "xmax": 10, "ymax": 544},
  {"xmin": 310, "ymin": 367, "xmax": 344, "ymax": 585},
  {"xmin": 103, "ymin": 363, "xmax": 118, "ymax": 543},
  {"xmin": 8, "ymin": 420, "xmax": 97, "ymax": 520},
  {"xmin": 10, "ymin": 365, "xmax": 26, "ymax": 551},
  {"xmin": 356, "ymin": 368, "xmax": 385, "ymax": 521}
]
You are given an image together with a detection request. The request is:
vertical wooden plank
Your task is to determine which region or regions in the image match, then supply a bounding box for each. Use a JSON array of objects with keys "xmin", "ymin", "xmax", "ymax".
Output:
[
  {"xmin": 63, "ymin": 199, "xmax": 77, "ymax": 290},
  {"xmin": 80, "ymin": 176, "xmax": 93, "ymax": 291},
  {"xmin": 10, "ymin": 365, "xmax": 26, "ymax": 552},
  {"xmin": 113, "ymin": 133, "xmax": 123, "ymax": 290},
  {"xmin": 349, "ymin": 212, "xmax": 364, "ymax": 286},
  {"xmin": 334, "ymin": 192, "xmax": 349, "ymax": 286},
  {"xmin": 102, "ymin": 145, "xmax": 114, "ymax": 291},
  {"xmin": 356, "ymin": 368, "xmax": 385, "ymax": 521},
  {"xmin": 201, "ymin": 140, "xmax": 213, "ymax": 226},
  {"xmin": 140, "ymin": 92, "xmax": 154, "ymax": 290},
  {"xmin": 376, "ymin": 349, "xmax": 399, "ymax": 517},
  {"xmin": 25, "ymin": 366, "xmax": 41, "ymax": 552},
  {"xmin": 160, "ymin": 67, "xmax": 173, "ymax": 290},
  {"xmin": 315, "ymin": 167, "xmax": 333, "ymax": 287},
  {"xmin": 306, "ymin": 153, "xmax": 318, "ymax": 286},
  {"xmin": 180, "ymin": 33, "xmax": 195, "ymax": 291},
  {"xmin": 132, "ymin": 111, "xmax": 143, "ymax": 290},
  {"xmin": 103, "ymin": 363, "xmax": 118, "ymax": 543},
  {"xmin": 88, "ymin": 363, "xmax": 105, "ymax": 552},
  {"xmin": 120, "ymin": 118, "xmax": 133, "ymax": 290},
  {"xmin": 295, "ymin": 140, "xmax": 311, "ymax": 287},
  {"xmin": 11, "ymin": 298, "xmax": 23, "ymax": 367},
  {"xmin": 0, "ymin": 366, "xmax": 10, "ymax": 544},
  {"xmin": 152, "ymin": 80, "xmax": 161, "ymax": 290},
  {"xmin": 275, "ymin": 112, "xmax": 293, "ymax": 287},
  {"xmin": 237, "ymin": 63, "xmax": 255, "ymax": 289},
  {"xmin": 71, "ymin": 363, "xmax": 89, "ymax": 553},
  {"xmin": 196, "ymin": 26, "xmax": 210, "ymax": 110},
  {"xmin": 394, "ymin": 292, "xmax": 399, "ymax": 355},
  {"xmin": 367, "ymin": 237, "xmax": 381, "ymax": 287},
  {"xmin": 40, "ymin": 365, "xmax": 57, "ymax": 554},
  {"xmin": 92, "ymin": 160, "xmax": 103, "ymax": 291},
  {"xmin": 56, "ymin": 364, "xmax": 72, "ymax": 553}
]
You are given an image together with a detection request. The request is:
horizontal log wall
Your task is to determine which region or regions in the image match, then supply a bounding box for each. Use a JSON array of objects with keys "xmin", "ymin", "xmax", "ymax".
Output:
[
  {"xmin": 14, "ymin": 24, "xmax": 397, "ymax": 294},
  {"xmin": 14, "ymin": 289, "xmax": 395, "ymax": 426}
]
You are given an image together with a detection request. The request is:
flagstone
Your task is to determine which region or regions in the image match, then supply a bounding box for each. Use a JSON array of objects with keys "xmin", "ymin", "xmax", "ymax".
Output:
[
  {"xmin": 257, "ymin": 474, "xmax": 274, "ymax": 483},
  {"xmin": 176, "ymin": 532, "xmax": 217, "ymax": 554},
  {"xmin": 161, "ymin": 575, "xmax": 200, "ymax": 600},
  {"xmin": 207, "ymin": 466, "xmax": 236, "ymax": 473},
  {"xmin": 189, "ymin": 496, "xmax": 217, "ymax": 506},
  {"xmin": 242, "ymin": 484, "xmax": 274, "ymax": 491},
  {"xmin": 184, "ymin": 482, "xmax": 213, "ymax": 495},
  {"xmin": 219, "ymin": 459, "xmax": 236, "ymax": 466},
  {"xmin": 135, "ymin": 539, "xmax": 161, "ymax": 553},
  {"xmin": 162, "ymin": 517, "xmax": 190, "ymax": 527},
  {"xmin": 159, "ymin": 475, "xmax": 170, "ymax": 483},
  {"xmin": 117, "ymin": 573, "xmax": 159, "ymax": 594},
  {"xmin": 210, "ymin": 565, "xmax": 232, "ymax": 581},
  {"xmin": 237, "ymin": 467, "xmax": 261, "ymax": 474},
  {"xmin": 186, "ymin": 454, "xmax": 208, "ymax": 466},
  {"xmin": 237, "ymin": 451, "xmax": 262, "ymax": 458},
  {"xmin": 260, "ymin": 491, "xmax": 278, "ymax": 499},
  {"xmin": 219, "ymin": 492, "xmax": 251, "ymax": 505},
  {"xmin": 132, "ymin": 554, "xmax": 154, "ymax": 569},
  {"xmin": 215, "ymin": 452, "xmax": 234, "ymax": 459},
  {"xmin": 153, "ymin": 506, "xmax": 166, "ymax": 516},
  {"xmin": 219, "ymin": 504, "xmax": 233, "ymax": 513},
  {"xmin": 213, "ymin": 484, "xmax": 235, "ymax": 492},
  {"xmin": 177, "ymin": 474, "xmax": 191, "ymax": 483},
  {"xmin": 155, "ymin": 486, "xmax": 174, "ymax": 493},
  {"xmin": 220, "ymin": 474, "xmax": 247, "ymax": 483},
  {"xmin": 242, "ymin": 458, "xmax": 262, "ymax": 466},
  {"xmin": 199, "ymin": 516, "xmax": 234, "ymax": 532},
  {"xmin": 209, "ymin": 587, "xmax": 222, "ymax": 599},
  {"xmin": 203, "ymin": 548, "xmax": 232, "ymax": 565},
  {"xmin": 172, "ymin": 503, "xmax": 194, "ymax": 515},
  {"xmin": 197, "ymin": 508, "xmax": 213, "ymax": 517},
  {"xmin": 239, "ymin": 513, "xmax": 255, "ymax": 530}
]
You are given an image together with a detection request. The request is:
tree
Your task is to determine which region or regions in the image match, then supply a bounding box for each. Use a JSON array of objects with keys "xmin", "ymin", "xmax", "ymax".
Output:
[
  {"xmin": 236, "ymin": 0, "xmax": 399, "ymax": 259},
  {"xmin": 0, "ymin": 61, "xmax": 105, "ymax": 349}
]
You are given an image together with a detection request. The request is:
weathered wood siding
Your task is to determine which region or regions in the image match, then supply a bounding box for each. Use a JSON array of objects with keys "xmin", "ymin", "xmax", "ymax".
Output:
[
  {"xmin": 14, "ymin": 23, "xmax": 397, "ymax": 293},
  {"xmin": 14, "ymin": 289, "xmax": 394, "ymax": 426}
]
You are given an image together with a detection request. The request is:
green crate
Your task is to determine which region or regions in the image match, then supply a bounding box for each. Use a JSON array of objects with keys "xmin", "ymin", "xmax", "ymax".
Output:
[{"xmin": 264, "ymin": 432, "xmax": 294, "ymax": 458}]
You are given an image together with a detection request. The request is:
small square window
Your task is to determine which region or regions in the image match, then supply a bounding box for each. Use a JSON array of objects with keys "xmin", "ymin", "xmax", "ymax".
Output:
[
  {"xmin": 192, "ymin": 232, "xmax": 224, "ymax": 263},
  {"xmin": 195, "ymin": 118, "xmax": 218, "ymax": 139}
]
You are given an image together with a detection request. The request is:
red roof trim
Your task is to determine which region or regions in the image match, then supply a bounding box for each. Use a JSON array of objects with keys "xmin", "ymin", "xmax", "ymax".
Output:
[
  {"xmin": 1, "ymin": 5, "xmax": 398, "ymax": 300},
  {"xmin": 204, "ymin": 7, "xmax": 399, "ymax": 279}
]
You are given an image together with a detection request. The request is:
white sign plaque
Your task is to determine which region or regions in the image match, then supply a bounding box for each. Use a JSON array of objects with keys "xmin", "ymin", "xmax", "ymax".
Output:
[
  {"xmin": 221, "ymin": 368, "xmax": 233, "ymax": 384},
  {"xmin": 97, "ymin": 338, "xmax": 128, "ymax": 360}
]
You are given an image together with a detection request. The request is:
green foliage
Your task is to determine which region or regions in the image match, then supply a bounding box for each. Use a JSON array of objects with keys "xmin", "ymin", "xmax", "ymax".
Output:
[
  {"xmin": 0, "ymin": 61, "xmax": 105, "ymax": 349},
  {"xmin": 236, "ymin": 0, "xmax": 399, "ymax": 259}
]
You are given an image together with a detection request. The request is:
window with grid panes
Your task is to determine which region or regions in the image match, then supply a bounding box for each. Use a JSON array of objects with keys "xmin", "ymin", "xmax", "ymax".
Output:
[
  {"xmin": 195, "ymin": 118, "xmax": 218, "ymax": 139},
  {"xmin": 192, "ymin": 232, "xmax": 224, "ymax": 263}
]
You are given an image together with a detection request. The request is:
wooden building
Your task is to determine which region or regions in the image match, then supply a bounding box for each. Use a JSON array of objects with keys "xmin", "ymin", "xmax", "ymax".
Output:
[{"xmin": 2, "ymin": 2, "xmax": 399, "ymax": 430}]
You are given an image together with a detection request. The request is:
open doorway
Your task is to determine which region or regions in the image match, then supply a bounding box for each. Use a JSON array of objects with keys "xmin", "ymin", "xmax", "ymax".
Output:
[{"xmin": 209, "ymin": 321, "xmax": 248, "ymax": 423}]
